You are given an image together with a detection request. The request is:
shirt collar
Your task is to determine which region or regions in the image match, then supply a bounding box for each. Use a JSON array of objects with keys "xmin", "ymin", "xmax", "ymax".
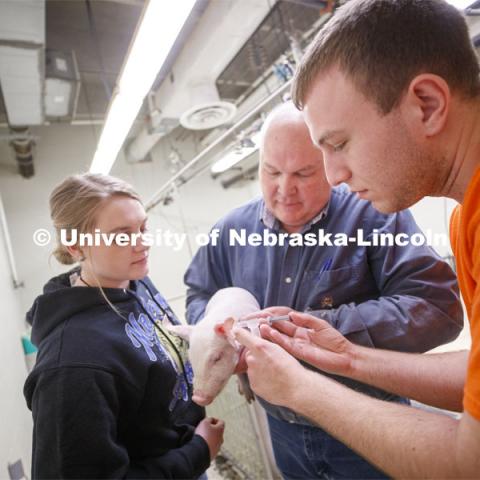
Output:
[{"xmin": 260, "ymin": 199, "xmax": 330, "ymax": 232}]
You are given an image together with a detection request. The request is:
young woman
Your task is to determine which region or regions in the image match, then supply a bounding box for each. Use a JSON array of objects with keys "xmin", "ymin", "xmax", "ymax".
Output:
[{"xmin": 24, "ymin": 173, "xmax": 224, "ymax": 479}]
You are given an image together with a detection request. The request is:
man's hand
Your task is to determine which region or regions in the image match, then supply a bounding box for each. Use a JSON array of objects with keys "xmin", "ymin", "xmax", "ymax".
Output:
[
  {"xmin": 233, "ymin": 326, "xmax": 306, "ymax": 407},
  {"xmin": 244, "ymin": 306, "xmax": 293, "ymax": 320},
  {"xmin": 260, "ymin": 311, "xmax": 356, "ymax": 377},
  {"xmin": 194, "ymin": 417, "xmax": 225, "ymax": 460},
  {"xmin": 234, "ymin": 306, "xmax": 293, "ymax": 373}
]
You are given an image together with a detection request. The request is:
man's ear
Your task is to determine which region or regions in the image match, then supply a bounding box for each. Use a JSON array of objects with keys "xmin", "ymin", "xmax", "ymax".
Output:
[
  {"xmin": 166, "ymin": 324, "xmax": 193, "ymax": 342},
  {"xmin": 404, "ymin": 73, "xmax": 450, "ymax": 137}
]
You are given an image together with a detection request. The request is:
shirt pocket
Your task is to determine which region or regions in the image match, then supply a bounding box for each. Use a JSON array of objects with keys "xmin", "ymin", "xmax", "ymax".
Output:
[{"xmin": 298, "ymin": 263, "xmax": 373, "ymax": 310}]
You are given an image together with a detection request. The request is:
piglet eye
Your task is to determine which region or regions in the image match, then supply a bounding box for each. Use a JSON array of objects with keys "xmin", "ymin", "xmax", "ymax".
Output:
[{"xmin": 212, "ymin": 353, "xmax": 223, "ymax": 363}]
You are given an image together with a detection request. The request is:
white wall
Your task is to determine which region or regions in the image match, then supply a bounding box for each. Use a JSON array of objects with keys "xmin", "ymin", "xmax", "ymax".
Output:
[
  {"xmin": 0, "ymin": 193, "xmax": 33, "ymax": 477},
  {"xmin": 410, "ymin": 196, "xmax": 458, "ymax": 259},
  {"xmin": 410, "ymin": 196, "xmax": 471, "ymax": 352},
  {"xmin": 0, "ymin": 124, "xmax": 102, "ymax": 314}
]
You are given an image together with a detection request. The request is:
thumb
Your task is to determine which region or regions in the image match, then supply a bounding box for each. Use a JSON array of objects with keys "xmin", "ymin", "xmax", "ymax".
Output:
[
  {"xmin": 243, "ymin": 310, "xmax": 271, "ymax": 320},
  {"xmin": 233, "ymin": 326, "xmax": 263, "ymax": 350}
]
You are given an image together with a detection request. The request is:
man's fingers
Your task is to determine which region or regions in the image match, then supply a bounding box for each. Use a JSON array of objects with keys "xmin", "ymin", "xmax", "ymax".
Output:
[
  {"xmin": 290, "ymin": 311, "xmax": 331, "ymax": 331},
  {"xmin": 243, "ymin": 307, "xmax": 292, "ymax": 320},
  {"xmin": 260, "ymin": 325, "xmax": 297, "ymax": 352},
  {"xmin": 233, "ymin": 326, "xmax": 265, "ymax": 349},
  {"xmin": 270, "ymin": 319, "xmax": 297, "ymax": 337}
]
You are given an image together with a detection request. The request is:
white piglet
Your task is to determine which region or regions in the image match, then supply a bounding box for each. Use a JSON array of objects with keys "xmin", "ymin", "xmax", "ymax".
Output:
[{"xmin": 169, "ymin": 287, "xmax": 259, "ymax": 406}]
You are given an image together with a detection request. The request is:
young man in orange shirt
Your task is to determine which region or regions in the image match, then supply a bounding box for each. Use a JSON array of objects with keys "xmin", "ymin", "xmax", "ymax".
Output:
[{"xmin": 234, "ymin": 0, "xmax": 480, "ymax": 477}]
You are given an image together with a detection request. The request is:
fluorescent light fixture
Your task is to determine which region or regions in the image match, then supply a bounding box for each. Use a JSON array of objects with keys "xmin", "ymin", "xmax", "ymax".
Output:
[
  {"xmin": 211, "ymin": 128, "xmax": 263, "ymax": 174},
  {"xmin": 90, "ymin": 0, "xmax": 196, "ymax": 174},
  {"xmin": 211, "ymin": 146, "xmax": 258, "ymax": 174},
  {"xmin": 445, "ymin": 0, "xmax": 474, "ymax": 9}
]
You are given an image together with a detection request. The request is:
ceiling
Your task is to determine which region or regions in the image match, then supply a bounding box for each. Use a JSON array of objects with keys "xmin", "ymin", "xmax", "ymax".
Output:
[
  {"xmin": 216, "ymin": 0, "xmax": 332, "ymax": 101},
  {"xmin": 0, "ymin": 0, "xmax": 145, "ymax": 124},
  {"xmin": 0, "ymin": 0, "xmax": 335, "ymax": 127}
]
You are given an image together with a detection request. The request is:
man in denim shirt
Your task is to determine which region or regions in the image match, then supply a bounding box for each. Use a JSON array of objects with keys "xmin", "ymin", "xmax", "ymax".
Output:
[{"xmin": 184, "ymin": 103, "xmax": 463, "ymax": 479}]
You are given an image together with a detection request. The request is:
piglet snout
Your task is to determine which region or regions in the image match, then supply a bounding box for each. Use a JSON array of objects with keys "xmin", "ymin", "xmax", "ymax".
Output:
[{"xmin": 192, "ymin": 390, "xmax": 214, "ymax": 406}]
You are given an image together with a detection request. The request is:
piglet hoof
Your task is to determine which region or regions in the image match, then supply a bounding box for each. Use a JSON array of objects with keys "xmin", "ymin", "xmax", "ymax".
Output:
[{"xmin": 236, "ymin": 373, "xmax": 255, "ymax": 403}]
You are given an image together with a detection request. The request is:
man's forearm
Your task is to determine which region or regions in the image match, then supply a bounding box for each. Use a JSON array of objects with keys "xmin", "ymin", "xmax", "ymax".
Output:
[
  {"xmin": 289, "ymin": 368, "xmax": 479, "ymax": 478},
  {"xmin": 348, "ymin": 347, "xmax": 468, "ymax": 411}
]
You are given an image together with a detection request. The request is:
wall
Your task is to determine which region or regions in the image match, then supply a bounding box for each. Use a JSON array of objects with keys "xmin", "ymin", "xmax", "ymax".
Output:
[{"xmin": 0, "ymin": 192, "xmax": 33, "ymax": 477}]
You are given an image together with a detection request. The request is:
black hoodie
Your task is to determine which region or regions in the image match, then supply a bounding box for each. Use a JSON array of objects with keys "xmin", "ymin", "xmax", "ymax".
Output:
[{"xmin": 24, "ymin": 269, "xmax": 210, "ymax": 479}]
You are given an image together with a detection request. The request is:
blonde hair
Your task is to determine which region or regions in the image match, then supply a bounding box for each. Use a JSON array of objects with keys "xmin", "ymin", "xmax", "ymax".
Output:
[
  {"xmin": 50, "ymin": 173, "xmax": 142, "ymax": 318},
  {"xmin": 50, "ymin": 173, "xmax": 141, "ymax": 265}
]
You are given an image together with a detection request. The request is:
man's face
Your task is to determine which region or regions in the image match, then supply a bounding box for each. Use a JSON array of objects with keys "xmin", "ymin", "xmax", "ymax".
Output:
[
  {"xmin": 303, "ymin": 66, "xmax": 441, "ymax": 213},
  {"xmin": 259, "ymin": 119, "xmax": 331, "ymax": 233}
]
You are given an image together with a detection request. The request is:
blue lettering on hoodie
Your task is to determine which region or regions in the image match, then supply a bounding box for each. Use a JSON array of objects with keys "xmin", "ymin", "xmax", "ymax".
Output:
[
  {"xmin": 125, "ymin": 291, "xmax": 195, "ymax": 410},
  {"xmin": 125, "ymin": 312, "xmax": 162, "ymax": 362}
]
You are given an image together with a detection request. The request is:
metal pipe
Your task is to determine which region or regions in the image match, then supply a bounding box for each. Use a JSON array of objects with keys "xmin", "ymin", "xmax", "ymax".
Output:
[
  {"xmin": 145, "ymin": 79, "xmax": 292, "ymax": 211},
  {"xmin": 0, "ymin": 119, "xmax": 105, "ymax": 127},
  {"xmin": 0, "ymin": 192, "xmax": 23, "ymax": 289},
  {"xmin": 10, "ymin": 127, "xmax": 35, "ymax": 178}
]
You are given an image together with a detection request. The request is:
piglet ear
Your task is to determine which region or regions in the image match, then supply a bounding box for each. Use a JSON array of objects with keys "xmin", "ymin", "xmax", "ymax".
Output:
[
  {"xmin": 215, "ymin": 318, "xmax": 241, "ymax": 350},
  {"xmin": 223, "ymin": 317, "xmax": 241, "ymax": 350},
  {"xmin": 166, "ymin": 324, "xmax": 193, "ymax": 342},
  {"xmin": 214, "ymin": 323, "xmax": 226, "ymax": 337}
]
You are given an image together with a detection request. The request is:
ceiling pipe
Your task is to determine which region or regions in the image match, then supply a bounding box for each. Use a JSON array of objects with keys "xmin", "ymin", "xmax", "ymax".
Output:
[
  {"xmin": 0, "ymin": 192, "xmax": 23, "ymax": 289},
  {"xmin": 9, "ymin": 127, "xmax": 35, "ymax": 178},
  {"xmin": 145, "ymin": 79, "xmax": 292, "ymax": 211}
]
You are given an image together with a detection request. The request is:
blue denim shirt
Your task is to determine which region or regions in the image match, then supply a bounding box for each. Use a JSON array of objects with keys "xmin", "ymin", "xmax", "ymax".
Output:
[{"xmin": 184, "ymin": 186, "xmax": 463, "ymax": 424}]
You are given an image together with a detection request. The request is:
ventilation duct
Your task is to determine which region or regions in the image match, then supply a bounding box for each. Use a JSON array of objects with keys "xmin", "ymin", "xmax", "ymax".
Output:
[
  {"xmin": 45, "ymin": 49, "xmax": 80, "ymax": 119},
  {"xmin": 126, "ymin": 0, "xmax": 273, "ymax": 163},
  {"xmin": 0, "ymin": 0, "xmax": 45, "ymax": 178},
  {"xmin": 179, "ymin": 81, "xmax": 236, "ymax": 130},
  {"xmin": 0, "ymin": 0, "xmax": 45, "ymax": 126}
]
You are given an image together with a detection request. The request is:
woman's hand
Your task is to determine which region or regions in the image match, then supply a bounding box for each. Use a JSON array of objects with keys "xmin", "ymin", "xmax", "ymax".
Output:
[{"xmin": 195, "ymin": 417, "xmax": 225, "ymax": 459}]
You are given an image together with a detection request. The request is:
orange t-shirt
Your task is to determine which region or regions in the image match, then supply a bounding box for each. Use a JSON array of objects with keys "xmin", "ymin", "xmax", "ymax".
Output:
[{"xmin": 450, "ymin": 166, "xmax": 480, "ymax": 420}]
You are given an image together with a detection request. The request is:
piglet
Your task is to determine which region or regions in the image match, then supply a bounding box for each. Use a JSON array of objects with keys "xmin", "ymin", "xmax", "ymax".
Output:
[{"xmin": 168, "ymin": 287, "xmax": 260, "ymax": 406}]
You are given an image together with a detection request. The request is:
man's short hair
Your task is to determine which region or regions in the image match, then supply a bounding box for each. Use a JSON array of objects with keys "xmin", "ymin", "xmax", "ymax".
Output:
[{"xmin": 292, "ymin": 0, "xmax": 480, "ymax": 114}]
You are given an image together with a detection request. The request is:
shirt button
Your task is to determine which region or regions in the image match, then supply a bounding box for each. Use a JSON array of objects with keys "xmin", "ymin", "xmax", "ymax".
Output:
[{"xmin": 285, "ymin": 276, "xmax": 292, "ymax": 284}]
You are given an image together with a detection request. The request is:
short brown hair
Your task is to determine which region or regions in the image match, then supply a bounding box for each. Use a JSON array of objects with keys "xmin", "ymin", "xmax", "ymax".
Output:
[{"xmin": 292, "ymin": 0, "xmax": 480, "ymax": 114}]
